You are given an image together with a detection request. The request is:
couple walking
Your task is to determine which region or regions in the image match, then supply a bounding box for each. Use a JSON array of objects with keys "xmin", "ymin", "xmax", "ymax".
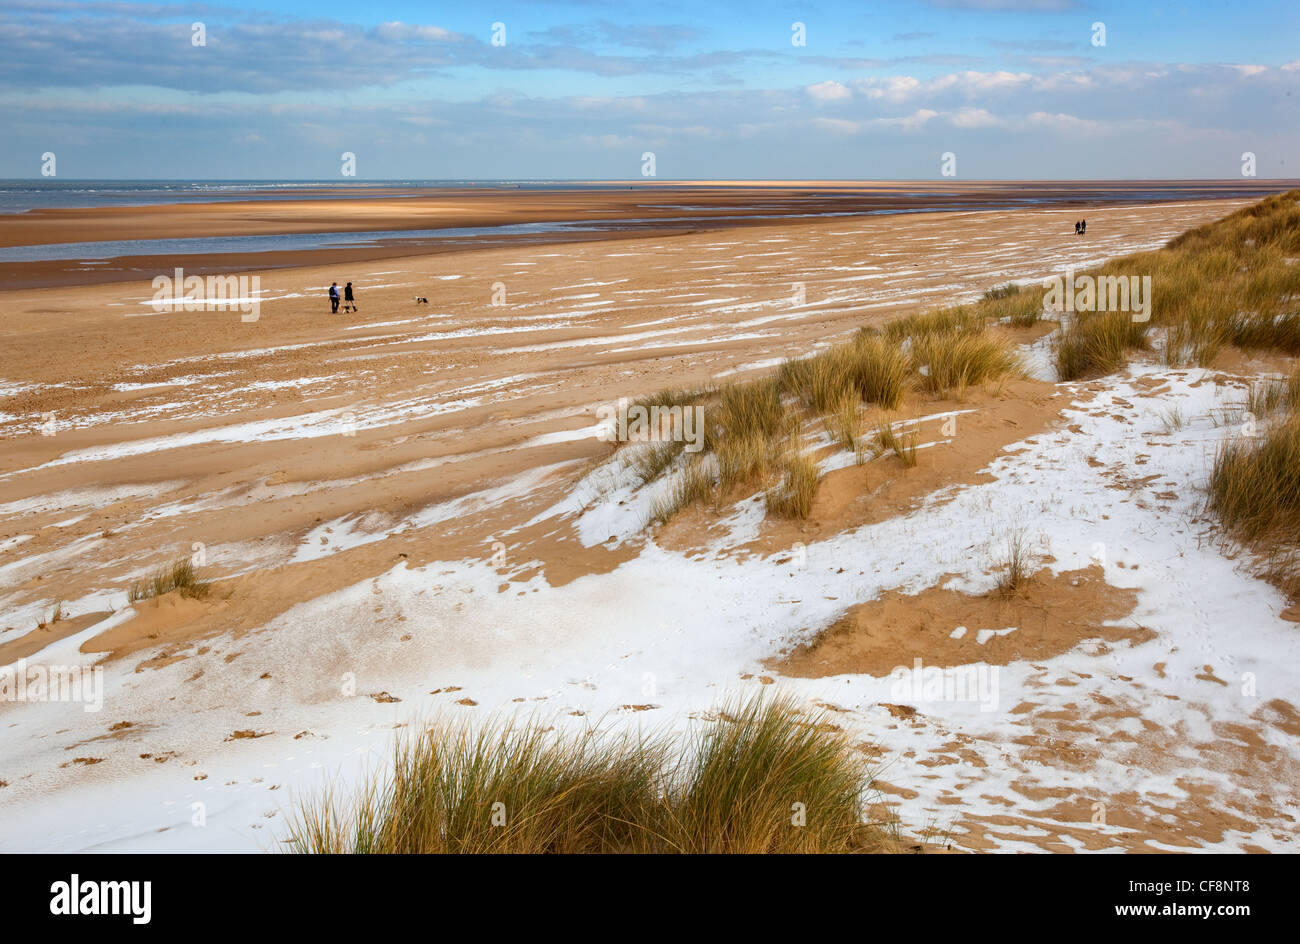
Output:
[
  {"xmin": 328, "ymin": 281, "xmax": 357, "ymax": 313},
  {"xmin": 1073, "ymin": 219, "xmax": 1088, "ymax": 235}
]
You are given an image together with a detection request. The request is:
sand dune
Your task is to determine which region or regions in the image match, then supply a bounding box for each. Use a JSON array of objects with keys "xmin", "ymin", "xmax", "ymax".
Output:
[{"xmin": 1, "ymin": 193, "xmax": 1297, "ymax": 853}]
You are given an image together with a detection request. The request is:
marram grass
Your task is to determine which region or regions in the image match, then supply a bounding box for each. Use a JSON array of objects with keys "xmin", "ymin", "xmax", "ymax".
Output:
[
  {"xmin": 282, "ymin": 694, "xmax": 889, "ymax": 854},
  {"xmin": 1208, "ymin": 364, "xmax": 1300, "ymax": 600},
  {"xmin": 616, "ymin": 191, "xmax": 1300, "ymax": 525},
  {"xmin": 128, "ymin": 557, "xmax": 211, "ymax": 603}
]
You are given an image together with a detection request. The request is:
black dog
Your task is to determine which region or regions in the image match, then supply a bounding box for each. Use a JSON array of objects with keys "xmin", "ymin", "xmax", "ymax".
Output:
[{"xmin": 414, "ymin": 296, "xmax": 429, "ymax": 304}]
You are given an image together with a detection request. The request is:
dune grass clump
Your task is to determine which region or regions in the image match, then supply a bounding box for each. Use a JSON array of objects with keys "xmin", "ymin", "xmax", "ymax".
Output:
[
  {"xmin": 1054, "ymin": 310, "xmax": 1150, "ymax": 381},
  {"xmin": 287, "ymin": 714, "xmax": 663, "ymax": 855},
  {"xmin": 883, "ymin": 305, "xmax": 985, "ymax": 343},
  {"xmin": 1162, "ymin": 319, "xmax": 1227, "ymax": 368},
  {"xmin": 717, "ymin": 377, "xmax": 782, "ymax": 441},
  {"xmin": 1228, "ymin": 310, "xmax": 1300, "ymax": 355},
  {"xmin": 1208, "ymin": 380, "xmax": 1300, "ymax": 599},
  {"xmin": 1208, "ymin": 414, "xmax": 1300, "ymax": 543},
  {"xmin": 716, "ymin": 431, "xmax": 775, "ymax": 489},
  {"xmin": 628, "ymin": 440, "xmax": 686, "ymax": 485},
  {"xmin": 837, "ymin": 333, "xmax": 909, "ymax": 409},
  {"xmin": 993, "ymin": 529, "xmax": 1033, "ymax": 598},
  {"xmin": 647, "ymin": 457, "xmax": 715, "ymax": 526},
  {"xmin": 826, "ymin": 391, "xmax": 863, "ymax": 452},
  {"xmin": 982, "ymin": 283, "xmax": 1046, "ymax": 328},
  {"xmin": 128, "ymin": 557, "xmax": 211, "ymax": 604},
  {"xmin": 872, "ymin": 416, "xmax": 918, "ymax": 467},
  {"xmin": 283, "ymin": 694, "xmax": 885, "ymax": 854},
  {"xmin": 802, "ymin": 353, "xmax": 850, "ymax": 414},
  {"xmin": 1246, "ymin": 366, "xmax": 1300, "ymax": 418},
  {"xmin": 660, "ymin": 696, "xmax": 875, "ymax": 853},
  {"xmin": 765, "ymin": 452, "xmax": 820, "ymax": 519},
  {"xmin": 778, "ymin": 341, "xmax": 906, "ymax": 414},
  {"xmin": 912, "ymin": 330, "xmax": 1020, "ymax": 396},
  {"xmin": 622, "ymin": 385, "xmax": 713, "ymax": 431},
  {"xmin": 36, "ymin": 601, "xmax": 67, "ymax": 630}
]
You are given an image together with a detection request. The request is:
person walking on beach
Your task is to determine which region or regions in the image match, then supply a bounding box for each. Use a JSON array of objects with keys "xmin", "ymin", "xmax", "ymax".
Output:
[
  {"xmin": 1080, "ymin": 219, "xmax": 1087, "ymax": 235},
  {"xmin": 1074, "ymin": 220, "xmax": 1081, "ymax": 235},
  {"xmin": 344, "ymin": 281, "xmax": 356, "ymax": 313},
  {"xmin": 329, "ymin": 282, "xmax": 340, "ymax": 313}
]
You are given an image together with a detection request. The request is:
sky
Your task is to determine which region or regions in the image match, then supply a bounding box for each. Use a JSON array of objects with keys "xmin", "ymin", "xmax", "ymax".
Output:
[{"xmin": 1, "ymin": 0, "xmax": 1297, "ymax": 180}]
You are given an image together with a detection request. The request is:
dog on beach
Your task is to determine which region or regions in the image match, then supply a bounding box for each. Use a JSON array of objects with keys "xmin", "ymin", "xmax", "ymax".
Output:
[{"xmin": 414, "ymin": 296, "xmax": 428, "ymax": 304}]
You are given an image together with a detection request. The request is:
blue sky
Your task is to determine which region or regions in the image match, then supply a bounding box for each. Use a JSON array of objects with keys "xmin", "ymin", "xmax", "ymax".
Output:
[{"xmin": 1, "ymin": 0, "xmax": 1297, "ymax": 179}]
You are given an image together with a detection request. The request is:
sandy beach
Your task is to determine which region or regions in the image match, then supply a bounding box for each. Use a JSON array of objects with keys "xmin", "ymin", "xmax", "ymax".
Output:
[
  {"xmin": 1, "ymin": 180, "xmax": 1285, "ymax": 289},
  {"xmin": 1, "ymin": 187, "xmax": 1298, "ymax": 854}
]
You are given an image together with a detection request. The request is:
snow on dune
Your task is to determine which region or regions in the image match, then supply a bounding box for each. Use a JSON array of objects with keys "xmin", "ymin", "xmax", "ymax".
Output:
[{"xmin": 0, "ymin": 363, "xmax": 1296, "ymax": 852}]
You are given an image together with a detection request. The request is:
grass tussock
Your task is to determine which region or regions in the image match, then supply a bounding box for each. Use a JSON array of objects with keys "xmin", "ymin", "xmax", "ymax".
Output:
[
  {"xmin": 628, "ymin": 440, "xmax": 686, "ymax": 484},
  {"xmin": 1208, "ymin": 364, "xmax": 1300, "ymax": 599},
  {"xmin": 717, "ymin": 377, "xmax": 782, "ymax": 441},
  {"xmin": 283, "ymin": 694, "xmax": 887, "ymax": 854},
  {"xmin": 993, "ymin": 529, "xmax": 1033, "ymax": 598},
  {"xmin": 983, "ymin": 283, "xmax": 1020, "ymax": 301},
  {"xmin": 1246, "ymin": 365, "xmax": 1300, "ymax": 418},
  {"xmin": 128, "ymin": 557, "xmax": 211, "ymax": 604},
  {"xmin": 872, "ymin": 416, "xmax": 918, "ymax": 467},
  {"xmin": 715, "ymin": 432, "xmax": 775, "ymax": 490},
  {"xmin": 647, "ymin": 457, "xmax": 715, "ymax": 526},
  {"xmin": 826, "ymin": 391, "xmax": 863, "ymax": 452},
  {"xmin": 837, "ymin": 332, "xmax": 910, "ymax": 409},
  {"xmin": 1209, "ymin": 413, "xmax": 1300, "ymax": 543},
  {"xmin": 982, "ymin": 282, "xmax": 1046, "ymax": 328},
  {"xmin": 882, "ymin": 305, "xmax": 985, "ymax": 343},
  {"xmin": 36, "ymin": 601, "xmax": 67, "ymax": 630},
  {"xmin": 765, "ymin": 452, "xmax": 821, "ymax": 519},
  {"xmin": 1054, "ymin": 310, "xmax": 1150, "ymax": 381},
  {"xmin": 780, "ymin": 335, "xmax": 908, "ymax": 413},
  {"xmin": 912, "ymin": 330, "xmax": 1020, "ymax": 396}
]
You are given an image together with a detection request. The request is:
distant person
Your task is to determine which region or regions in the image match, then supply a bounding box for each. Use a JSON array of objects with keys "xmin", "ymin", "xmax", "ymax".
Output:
[
  {"xmin": 1080, "ymin": 219, "xmax": 1087, "ymax": 235},
  {"xmin": 343, "ymin": 281, "xmax": 357, "ymax": 313},
  {"xmin": 329, "ymin": 282, "xmax": 340, "ymax": 313},
  {"xmin": 1074, "ymin": 220, "xmax": 1081, "ymax": 235}
]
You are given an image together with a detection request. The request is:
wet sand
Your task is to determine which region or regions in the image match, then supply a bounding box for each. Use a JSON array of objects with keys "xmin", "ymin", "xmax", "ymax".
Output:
[{"xmin": 1, "ymin": 180, "xmax": 1289, "ymax": 289}]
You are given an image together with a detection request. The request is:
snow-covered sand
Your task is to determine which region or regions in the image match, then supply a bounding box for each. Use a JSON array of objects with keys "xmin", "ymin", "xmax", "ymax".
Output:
[{"xmin": 2, "ymin": 362, "xmax": 1296, "ymax": 852}]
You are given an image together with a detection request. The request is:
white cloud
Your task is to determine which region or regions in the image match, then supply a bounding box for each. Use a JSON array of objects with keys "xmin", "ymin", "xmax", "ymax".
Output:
[
  {"xmin": 949, "ymin": 106, "xmax": 1002, "ymax": 128},
  {"xmin": 375, "ymin": 22, "xmax": 457, "ymax": 42},
  {"xmin": 806, "ymin": 80, "xmax": 852, "ymax": 102},
  {"xmin": 855, "ymin": 75, "xmax": 922, "ymax": 102},
  {"xmin": 853, "ymin": 70, "xmax": 1032, "ymax": 103},
  {"xmin": 896, "ymin": 108, "xmax": 939, "ymax": 132}
]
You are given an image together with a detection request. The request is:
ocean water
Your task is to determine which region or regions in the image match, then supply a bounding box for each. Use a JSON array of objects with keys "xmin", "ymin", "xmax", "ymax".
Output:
[
  {"xmin": 0, "ymin": 179, "xmax": 1282, "ymax": 214},
  {"xmin": 0, "ymin": 179, "xmax": 1287, "ymax": 264},
  {"xmin": 0, "ymin": 211, "xmax": 916, "ymax": 262},
  {"xmin": 0, "ymin": 179, "xmax": 640, "ymax": 213}
]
